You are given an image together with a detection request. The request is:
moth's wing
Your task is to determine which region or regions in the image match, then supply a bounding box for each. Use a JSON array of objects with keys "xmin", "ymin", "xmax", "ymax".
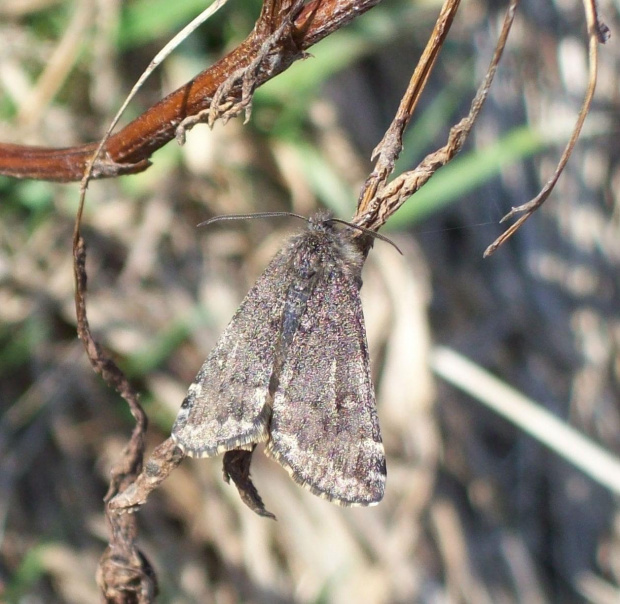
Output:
[
  {"xmin": 172, "ymin": 250, "xmax": 291, "ymax": 457},
  {"xmin": 266, "ymin": 267, "xmax": 386, "ymax": 506}
]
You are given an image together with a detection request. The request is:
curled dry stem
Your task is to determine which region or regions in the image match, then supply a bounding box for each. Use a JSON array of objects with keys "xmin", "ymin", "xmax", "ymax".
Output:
[
  {"xmin": 74, "ymin": 233, "xmax": 155, "ymax": 601},
  {"xmin": 483, "ymin": 0, "xmax": 608, "ymax": 256}
]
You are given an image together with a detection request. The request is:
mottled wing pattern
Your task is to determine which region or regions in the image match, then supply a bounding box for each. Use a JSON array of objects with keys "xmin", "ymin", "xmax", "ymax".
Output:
[
  {"xmin": 172, "ymin": 249, "xmax": 292, "ymax": 457},
  {"xmin": 266, "ymin": 260, "xmax": 386, "ymax": 506}
]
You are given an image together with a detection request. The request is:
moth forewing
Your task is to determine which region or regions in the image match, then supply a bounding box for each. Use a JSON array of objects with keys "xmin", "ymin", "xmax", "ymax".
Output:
[
  {"xmin": 171, "ymin": 247, "xmax": 292, "ymax": 457},
  {"xmin": 265, "ymin": 243, "xmax": 386, "ymax": 506}
]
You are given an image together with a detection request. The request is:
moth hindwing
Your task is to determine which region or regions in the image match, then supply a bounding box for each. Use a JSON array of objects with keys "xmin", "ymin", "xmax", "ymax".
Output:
[{"xmin": 171, "ymin": 211, "xmax": 386, "ymax": 508}]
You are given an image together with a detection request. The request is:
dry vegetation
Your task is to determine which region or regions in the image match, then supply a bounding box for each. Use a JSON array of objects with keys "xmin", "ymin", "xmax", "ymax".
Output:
[{"xmin": 0, "ymin": 0, "xmax": 619, "ymax": 602}]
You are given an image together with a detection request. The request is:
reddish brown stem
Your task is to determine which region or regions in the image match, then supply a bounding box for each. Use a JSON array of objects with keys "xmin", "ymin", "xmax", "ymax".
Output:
[{"xmin": 0, "ymin": 0, "xmax": 383, "ymax": 183}]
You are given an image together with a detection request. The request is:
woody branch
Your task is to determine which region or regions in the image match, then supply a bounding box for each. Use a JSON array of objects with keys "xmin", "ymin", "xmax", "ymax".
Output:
[{"xmin": 0, "ymin": 0, "xmax": 384, "ymax": 183}]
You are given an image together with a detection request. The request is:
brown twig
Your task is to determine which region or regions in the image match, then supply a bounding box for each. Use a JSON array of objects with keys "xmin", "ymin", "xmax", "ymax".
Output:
[
  {"xmin": 355, "ymin": 0, "xmax": 462, "ymax": 219},
  {"xmin": 355, "ymin": 0, "xmax": 519, "ymax": 231},
  {"xmin": 108, "ymin": 439, "xmax": 185, "ymax": 514},
  {"xmin": 74, "ymin": 235, "xmax": 155, "ymax": 601},
  {"xmin": 0, "ymin": 0, "xmax": 383, "ymax": 182}
]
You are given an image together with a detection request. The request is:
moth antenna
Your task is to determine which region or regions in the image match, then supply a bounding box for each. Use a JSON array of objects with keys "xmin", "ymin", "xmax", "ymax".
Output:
[
  {"xmin": 199, "ymin": 213, "xmax": 402, "ymax": 254},
  {"xmin": 197, "ymin": 212, "xmax": 308, "ymax": 228},
  {"xmin": 327, "ymin": 219, "xmax": 403, "ymax": 255}
]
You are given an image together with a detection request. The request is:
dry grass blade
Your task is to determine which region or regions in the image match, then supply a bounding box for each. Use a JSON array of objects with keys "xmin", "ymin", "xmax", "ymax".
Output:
[
  {"xmin": 483, "ymin": 0, "xmax": 608, "ymax": 257},
  {"xmin": 431, "ymin": 347, "xmax": 620, "ymax": 495},
  {"xmin": 16, "ymin": 0, "xmax": 92, "ymax": 127},
  {"xmin": 430, "ymin": 500, "xmax": 493, "ymax": 603},
  {"xmin": 577, "ymin": 571, "xmax": 620, "ymax": 604}
]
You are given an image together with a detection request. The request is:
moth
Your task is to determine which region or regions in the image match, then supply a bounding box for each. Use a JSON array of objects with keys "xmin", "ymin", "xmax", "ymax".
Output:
[{"xmin": 171, "ymin": 211, "xmax": 386, "ymax": 511}]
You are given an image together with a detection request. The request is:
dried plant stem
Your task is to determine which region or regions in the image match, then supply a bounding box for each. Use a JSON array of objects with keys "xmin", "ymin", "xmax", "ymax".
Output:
[
  {"xmin": 356, "ymin": 0, "xmax": 462, "ymax": 219},
  {"xmin": 0, "ymin": 0, "xmax": 384, "ymax": 182},
  {"xmin": 483, "ymin": 0, "xmax": 609, "ymax": 256},
  {"xmin": 355, "ymin": 0, "xmax": 519, "ymax": 231},
  {"xmin": 108, "ymin": 439, "xmax": 185, "ymax": 513},
  {"xmin": 74, "ymin": 236, "xmax": 156, "ymax": 601}
]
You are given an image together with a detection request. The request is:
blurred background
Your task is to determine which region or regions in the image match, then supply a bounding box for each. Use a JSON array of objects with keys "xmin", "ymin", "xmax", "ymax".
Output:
[{"xmin": 0, "ymin": 0, "xmax": 619, "ymax": 601}]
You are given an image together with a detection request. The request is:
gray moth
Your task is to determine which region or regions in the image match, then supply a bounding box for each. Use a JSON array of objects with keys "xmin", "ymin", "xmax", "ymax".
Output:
[{"xmin": 171, "ymin": 211, "xmax": 386, "ymax": 511}]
